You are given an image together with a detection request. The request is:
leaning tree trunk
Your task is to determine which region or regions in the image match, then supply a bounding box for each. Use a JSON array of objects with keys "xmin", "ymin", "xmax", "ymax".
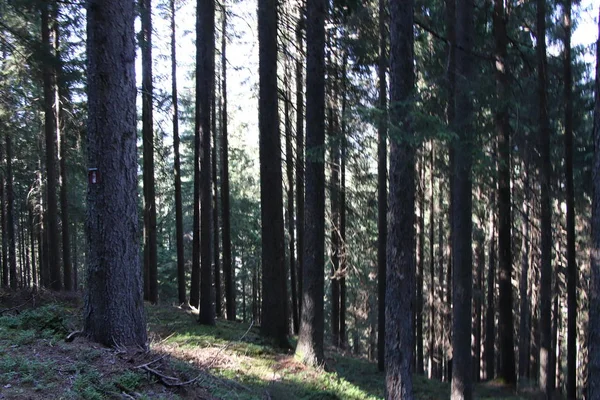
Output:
[
  {"xmin": 385, "ymin": 0, "xmax": 415, "ymax": 397},
  {"xmin": 589, "ymin": 6, "xmax": 600, "ymax": 398},
  {"xmin": 296, "ymin": 0, "xmax": 326, "ymax": 367},
  {"xmin": 84, "ymin": 0, "xmax": 147, "ymax": 348}
]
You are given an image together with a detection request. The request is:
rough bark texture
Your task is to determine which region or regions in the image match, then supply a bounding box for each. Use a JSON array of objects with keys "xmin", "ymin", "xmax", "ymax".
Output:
[
  {"xmin": 197, "ymin": 0, "xmax": 215, "ymax": 326},
  {"xmin": 295, "ymin": 10, "xmax": 305, "ymax": 329},
  {"xmin": 329, "ymin": 104, "xmax": 341, "ymax": 348},
  {"xmin": 296, "ymin": 0, "xmax": 326, "ymax": 367},
  {"xmin": 53, "ymin": 3, "xmax": 72, "ymax": 291},
  {"xmin": 339, "ymin": 73, "xmax": 347, "ymax": 348},
  {"xmin": 258, "ymin": 0, "xmax": 288, "ymax": 345},
  {"xmin": 537, "ymin": 0, "xmax": 554, "ymax": 394},
  {"xmin": 429, "ymin": 145, "xmax": 435, "ymax": 379},
  {"xmin": 285, "ymin": 72, "xmax": 299, "ymax": 334},
  {"xmin": 5, "ymin": 134, "xmax": 16, "ymax": 290},
  {"xmin": 589, "ymin": 7, "xmax": 600, "ymax": 397},
  {"xmin": 519, "ymin": 158, "xmax": 531, "ymax": 380},
  {"xmin": 41, "ymin": 3, "xmax": 60, "ymax": 291},
  {"xmin": 493, "ymin": 0, "xmax": 516, "ymax": 385},
  {"xmin": 221, "ymin": 4, "xmax": 235, "ymax": 321},
  {"xmin": 84, "ymin": 0, "xmax": 147, "ymax": 347},
  {"xmin": 485, "ymin": 206, "xmax": 496, "ymax": 381},
  {"xmin": 377, "ymin": 0, "xmax": 387, "ymax": 373},
  {"xmin": 417, "ymin": 160, "xmax": 425, "ymax": 375},
  {"xmin": 562, "ymin": 2, "xmax": 577, "ymax": 398},
  {"xmin": 385, "ymin": 0, "xmax": 415, "ymax": 397},
  {"xmin": 170, "ymin": 0, "xmax": 186, "ymax": 306},
  {"xmin": 451, "ymin": 0, "xmax": 474, "ymax": 395},
  {"xmin": 140, "ymin": 0, "xmax": 158, "ymax": 304}
]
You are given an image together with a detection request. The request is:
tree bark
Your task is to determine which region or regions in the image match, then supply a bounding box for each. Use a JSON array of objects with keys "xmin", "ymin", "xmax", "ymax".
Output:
[
  {"xmin": 493, "ymin": 0, "xmax": 516, "ymax": 385},
  {"xmin": 429, "ymin": 144, "xmax": 436, "ymax": 379},
  {"xmin": 5, "ymin": 134, "xmax": 16, "ymax": 290},
  {"xmin": 212, "ymin": 65, "xmax": 221, "ymax": 318},
  {"xmin": 170, "ymin": 0, "xmax": 187, "ymax": 306},
  {"xmin": 385, "ymin": 0, "xmax": 415, "ymax": 397},
  {"xmin": 485, "ymin": 205, "xmax": 496, "ymax": 381},
  {"xmin": 519, "ymin": 157, "xmax": 531, "ymax": 380},
  {"xmin": 377, "ymin": 0, "xmax": 388, "ymax": 373},
  {"xmin": 258, "ymin": 0, "xmax": 288, "ymax": 346},
  {"xmin": 417, "ymin": 157, "xmax": 425, "ymax": 375},
  {"xmin": 53, "ymin": 3, "xmax": 72, "ymax": 291},
  {"xmin": 285, "ymin": 69, "xmax": 299, "ymax": 335},
  {"xmin": 295, "ymin": 9, "xmax": 305, "ymax": 329},
  {"xmin": 84, "ymin": 0, "xmax": 147, "ymax": 347},
  {"xmin": 562, "ymin": 1, "xmax": 577, "ymax": 397},
  {"xmin": 221, "ymin": 3, "xmax": 235, "ymax": 321},
  {"xmin": 296, "ymin": 0, "xmax": 326, "ymax": 366},
  {"xmin": 41, "ymin": 2, "xmax": 60, "ymax": 291},
  {"xmin": 140, "ymin": 0, "xmax": 158, "ymax": 304},
  {"xmin": 537, "ymin": 0, "xmax": 554, "ymax": 394},
  {"xmin": 197, "ymin": 0, "xmax": 215, "ymax": 326},
  {"xmin": 589, "ymin": 7, "xmax": 600, "ymax": 397}
]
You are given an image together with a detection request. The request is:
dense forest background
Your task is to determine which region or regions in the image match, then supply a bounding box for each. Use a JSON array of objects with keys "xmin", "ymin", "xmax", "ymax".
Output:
[{"xmin": 0, "ymin": 0, "xmax": 599, "ymax": 398}]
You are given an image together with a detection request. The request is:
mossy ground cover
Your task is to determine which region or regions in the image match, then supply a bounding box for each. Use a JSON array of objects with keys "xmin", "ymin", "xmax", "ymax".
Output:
[{"xmin": 1, "ymin": 289, "xmax": 542, "ymax": 399}]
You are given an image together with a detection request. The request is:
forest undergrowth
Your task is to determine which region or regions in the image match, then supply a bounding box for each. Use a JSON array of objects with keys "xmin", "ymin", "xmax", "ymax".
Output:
[{"xmin": 0, "ymin": 288, "xmax": 548, "ymax": 399}]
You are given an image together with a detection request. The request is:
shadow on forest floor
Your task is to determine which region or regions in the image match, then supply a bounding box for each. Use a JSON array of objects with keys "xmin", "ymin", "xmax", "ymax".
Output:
[{"xmin": 0, "ymin": 288, "xmax": 554, "ymax": 400}]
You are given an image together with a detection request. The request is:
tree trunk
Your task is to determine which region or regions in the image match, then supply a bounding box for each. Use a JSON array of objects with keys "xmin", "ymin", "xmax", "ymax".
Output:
[
  {"xmin": 140, "ymin": 0, "xmax": 158, "ymax": 304},
  {"xmin": 258, "ymin": 0, "xmax": 288, "ymax": 346},
  {"xmin": 385, "ymin": 0, "xmax": 415, "ymax": 397},
  {"xmin": 340, "ymin": 68, "xmax": 347, "ymax": 348},
  {"xmin": 437, "ymin": 160, "xmax": 445, "ymax": 381},
  {"xmin": 294, "ymin": 8, "xmax": 305, "ymax": 330},
  {"xmin": 221, "ymin": 3, "xmax": 235, "ymax": 321},
  {"xmin": 0, "ymin": 143, "xmax": 5, "ymax": 289},
  {"xmin": 285, "ymin": 69, "xmax": 299, "ymax": 335},
  {"xmin": 52, "ymin": 3, "xmax": 72, "ymax": 291},
  {"xmin": 296, "ymin": 0, "xmax": 326, "ymax": 366},
  {"xmin": 562, "ymin": 1, "xmax": 577, "ymax": 397},
  {"xmin": 41, "ymin": 3, "xmax": 60, "ymax": 291},
  {"xmin": 473, "ymin": 225, "xmax": 484, "ymax": 382},
  {"xmin": 519, "ymin": 157, "xmax": 531, "ymax": 380},
  {"xmin": 212, "ymin": 67, "xmax": 221, "ymax": 318},
  {"xmin": 537, "ymin": 0, "xmax": 554, "ymax": 394},
  {"xmin": 84, "ymin": 0, "xmax": 147, "ymax": 347},
  {"xmin": 377, "ymin": 0, "xmax": 387, "ymax": 373},
  {"xmin": 197, "ymin": 0, "xmax": 215, "ymax": 326},
  {"xmin": 493, "ymin": 0, "xmax": 516, "ymax": 385},
  {"xmin": 5, "ymin": 134, "xmax": 16, "ymax": 290},
  {"xmin": 588, "ymin": 9, "xmax": 600, "ymax": 396},
  {"xmin": 171, "ymin": 0, "xmax": 187, "ymax": 306},
  {"xmin": 451, "ymin": 0, "xmax": 474, "ymax": 395},
  {"xmin": 29, "ymin": 207, "xmax": 37, "ymax": 288},
  {"xmin": 485, "ymin": 208, "xmax": 496, "ymax": 380},
  {"xmin": 417, "ymin": 158, "xmax": 425, "ymax": 376},
  {"xmin": 429, "ymin": 144, "xmax": 436, "ymax": 379},
  {"xmin": 329, "ymin": 101, "xmax": 341, "ymax": 347}
]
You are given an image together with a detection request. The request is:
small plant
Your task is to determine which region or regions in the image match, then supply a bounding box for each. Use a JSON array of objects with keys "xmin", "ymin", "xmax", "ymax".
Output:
[{"xmin": 113, "ymin": 370, "xmax": 144, "ymax": 392}]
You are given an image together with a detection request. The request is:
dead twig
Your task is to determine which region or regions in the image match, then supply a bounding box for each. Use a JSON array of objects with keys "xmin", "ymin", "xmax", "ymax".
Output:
[
  {"xmin": 0, "ymin": 295, "xmax": 34, "ymax": 315},
  {"xmin": 134, "ymin": 354, "xmax": 167, "ymax": 369}
]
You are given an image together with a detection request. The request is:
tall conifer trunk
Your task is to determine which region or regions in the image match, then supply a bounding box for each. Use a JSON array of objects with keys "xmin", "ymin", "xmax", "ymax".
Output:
[
  {"xmin": 140, "ymin": 0, "xmax": 158, "ymax": 304},
  {"xmin": 588, "ymin": 6, "xmax": 600, "ymax": 397},
  {"xmin": 221, "ymin": 3, "xmax": 235, "ymax": 321},
  {"xmin": 385, "ymin": 0, "xmax": 415, "ymax": 396},
  {"xmin": 376, "ymin": 0, "xmax": 387, "ymax": 372},
  {"xmin": 258, "ymin": 0, "xmax": 288, "ymax": 345},
  {"xmin": 494, "ymin": 0, "xmax": 516, "ymax": 384},
  {"xmin": 537, "ymin": 0, "xmax": 554, "ymax": 394},
  {"xmin": 41, "ymin": 2, "xmax": 60, "ymax": 291},
  {"xmin": 296, "ymin": 0, "xmax": 326, "ymax": 366},
  {"xmin": 170, "ymin": 0, "xmax": 187, "ymax": 306},
  {"xmin": 562, "ymin": 1, "xmax": 577, "ymax": 397}
]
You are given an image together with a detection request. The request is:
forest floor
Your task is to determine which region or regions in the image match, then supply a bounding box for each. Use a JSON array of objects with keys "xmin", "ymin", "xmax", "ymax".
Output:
[{"xmin": 0, "ymin": 288, "xmax": 551, "ymax": 399}]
